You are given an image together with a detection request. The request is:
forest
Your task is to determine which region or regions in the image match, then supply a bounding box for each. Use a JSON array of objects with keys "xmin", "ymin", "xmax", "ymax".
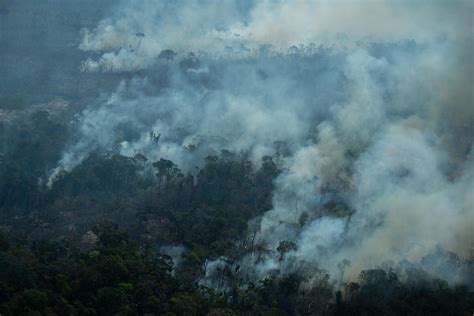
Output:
[
  {"xmin": 1, "ymin": 0, "xmax": 473, "ymax": 315},
  {"xmin": 1, "ymin": 113, "xmax": 472, "ymax": 314}
]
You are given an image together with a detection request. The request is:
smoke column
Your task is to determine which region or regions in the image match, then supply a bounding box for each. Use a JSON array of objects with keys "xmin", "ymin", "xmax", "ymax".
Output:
[{"xmin": 50, "ymin": 0, "xmax": 473, "ymax": 286}]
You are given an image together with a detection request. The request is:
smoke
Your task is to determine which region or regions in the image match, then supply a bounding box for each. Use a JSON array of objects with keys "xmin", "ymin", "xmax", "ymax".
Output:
[
  {"xmin": 78, "ymin": 0, "xmax": 473, "ymax": 72},
  {"xmin": 343, "ymin": 125, "xmax": 473, "ymax": 280},
  {"xmin": 234, "ymin": 40, "xmax": 474, "ymax": 284},
  {"xmin": 51, "ymin": 0, "xmax": 473, "ymax": 285}
]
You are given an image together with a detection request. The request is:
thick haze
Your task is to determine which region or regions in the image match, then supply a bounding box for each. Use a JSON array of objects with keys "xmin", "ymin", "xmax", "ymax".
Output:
[{"xmin": 4, "ymin": 0, "xmax": 473, "ymax": 287}]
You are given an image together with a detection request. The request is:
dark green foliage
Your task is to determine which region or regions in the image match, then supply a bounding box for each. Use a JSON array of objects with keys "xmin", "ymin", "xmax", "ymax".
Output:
[
  {"xmin": 0, "ymin": 224, "xmax": 181, "ymax": 315},
  {"xmin": 0, "ymin": 228, "xmax": 473, "ymax": 315},
  {"xmin": 333, "ymin": 270, "xmax": 474, "ymax": 316},
  {"xmin": 50, "ymin": 153, "xmax": 147, "ymax": 200},
  {"xmin": 0, "ymin": 110, "xmax": 70, "ymax": 210},
  {"xmin": 0, "ymin": 113, "xmax": 472, "ymax": 315}
]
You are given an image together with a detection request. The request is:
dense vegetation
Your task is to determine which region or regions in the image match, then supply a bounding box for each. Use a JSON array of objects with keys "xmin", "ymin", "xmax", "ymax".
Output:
[
  {"xmin": 1, "ymin": 224, "xmax": 472, "ymax": 316},
  {"xmin": 1, "ymin": 109, "xmax": 473, "ymax": 315}
]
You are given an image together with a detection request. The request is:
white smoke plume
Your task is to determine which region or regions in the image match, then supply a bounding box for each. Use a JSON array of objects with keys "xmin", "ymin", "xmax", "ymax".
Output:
[
  {"xmin": 51, "ymin": 0, "xmax": 473, "ymax": 285},
  {"xmin": 78, "ymin": 0, "xmax": 472, "ymax": 72}
]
